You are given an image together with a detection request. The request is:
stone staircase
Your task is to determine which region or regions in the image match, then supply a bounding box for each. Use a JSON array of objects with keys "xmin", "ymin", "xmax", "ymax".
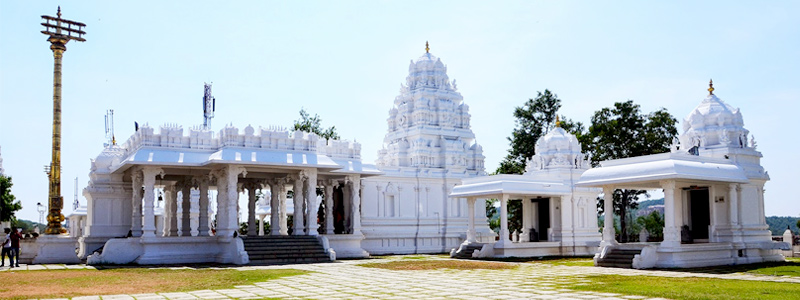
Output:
[
  {"xmin": 597, "ymin": 248, "xmax": 641, "ymax": 268},
  {"xmin": 452, "ymin": 243, "xmax": 486, "ymax": 259},
  {"xmin": 242, "ymin": 235, "xmax": 332, "ymax": 265}
]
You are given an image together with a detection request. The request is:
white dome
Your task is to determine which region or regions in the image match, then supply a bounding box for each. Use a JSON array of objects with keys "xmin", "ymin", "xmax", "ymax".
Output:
[
  {"xmin": 679, "ymin": 93, "xmax": 750, "ymax": 150},
  {"xmin": 526, "ymin": 126, "xmax": 588, "ymax": 173}
]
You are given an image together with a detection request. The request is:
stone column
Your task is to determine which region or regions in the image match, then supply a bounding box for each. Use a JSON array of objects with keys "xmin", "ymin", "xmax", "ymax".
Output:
[
  {"xmin": 347, "ymin": 175, "xmax": 362, "ymax": 235},
  {"xmin": 292, "ymin": 173, "xmax": 306, "ymax": 235},
  {"xmin": 131, "ymin": 169, "xmax": 144, "ymax": 237},
  {"xmin": 467, "ymin": 198, "xmax": 477, "ymax": 243},
  {"xmin": 269, "ymin": 177, "xmax": 288, "ymax": 235},
  {"xmin": 325, "ymin": 179, "xmax": 338, "ymax": 234},
  {"xmin": 225, "ymin": 166, "xmax": 246, "ymax": 237},
  {"xmin": 520, "ymin": 198, "xmax": 531, "ymax": 242},
  {"xmin": 602, "ymin": 186, "xmax": 617, "ymax": 247},
  {"xmin": 258, "ymin": 215, "xmax": 265, "ymax": 236},
  {"xmin": 195, "ymin": 176, "xmax": 210, "ymax": 236},
  {"xmin": 729, "ymin": 183, "xmax": 739, "ymax": 226},
  {"xmin": 165, "ymin": 185, "xmax": 179, "ymax": 237},
  {"xmin": 499, "ymin": 194, "xmax": 510, "ymax": 245},
  {"xmin": 245, "ymin": 182, "xmax": 259, "ymax": 236},
  {"xmin": 661, "ymin": 180, "xmax": 681, "ymax": 247},
  {"xmin": 279, "ymin": 180, "xmax": 288, "ymax": 235},
  {"xmin": 213, "ymin": 169, "xmax": 228, "ymax": 237},
  {"xmin": 180, "ymin": 181, "xmax": 192, "ymax": 236},
  {"xmin": 269, "ymin": 179, "xmax": 281, "ymax": 235},
  {"xmin": 305, "ymin": 170, "xmax": 319, "ymax": 235},
  {"xmin": 141, "ymin": 167, "xmax": 163, "ymax": 238}
]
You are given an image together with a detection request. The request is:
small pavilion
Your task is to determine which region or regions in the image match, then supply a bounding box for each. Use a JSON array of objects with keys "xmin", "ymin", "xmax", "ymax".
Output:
[
  {"xmin": 79, "ymin": 123, "xmax": 379, "ymax": 265},
  {"xmin": 576, "ymin": 84, "xmax": 784, "ymax": 268},
  {"xmin": 450, "ymin": 123, "xmax": 601, "ymax": 258}
]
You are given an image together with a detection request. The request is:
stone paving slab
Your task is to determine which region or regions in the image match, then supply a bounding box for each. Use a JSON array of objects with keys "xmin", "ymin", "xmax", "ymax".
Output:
[{"xmin": 16, "ymin": 257, "xmax": 800, "ymax": 299}]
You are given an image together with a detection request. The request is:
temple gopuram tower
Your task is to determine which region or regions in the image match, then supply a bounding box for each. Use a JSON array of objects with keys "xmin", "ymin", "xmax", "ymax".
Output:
[{"xmin": 361, "ymin": 43, "xmax": 494, "ymax": 254}]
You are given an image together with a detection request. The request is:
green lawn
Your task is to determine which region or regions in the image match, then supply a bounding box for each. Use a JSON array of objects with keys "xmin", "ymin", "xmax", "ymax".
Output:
[
  {"xmin": 475, "ymin": 256, "xmax": 595, "ymax": 266},
  {"xmin": 0, "ymin": 268, "xmax": 307, "ymax": 300},
  {"xmin": 359, "ymin": 260, "xmax": 517, "ymax": 270},
  {"xmin": 567, "ymin": 274, "xmax": 800, "ymax": 300}
]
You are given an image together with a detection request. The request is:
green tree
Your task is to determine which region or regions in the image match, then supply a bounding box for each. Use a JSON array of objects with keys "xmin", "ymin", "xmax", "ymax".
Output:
[
  {"xmin": 636, "ymin": 211, "xmax": 665, "ymax": 241},
  {"xmin": 0, "ymin": 175, "xmax": 22, "ymax": 223},
  {"xmin": 579, "ymin": 100, "xmax": 677, "ymax": 242},
  {"xmin": 293, "ymin": 108, "xmax": 340, "ymax": 140},
  {"xmin": 496, "ymin": 90, "xmax": 583, "ymax": 175}
]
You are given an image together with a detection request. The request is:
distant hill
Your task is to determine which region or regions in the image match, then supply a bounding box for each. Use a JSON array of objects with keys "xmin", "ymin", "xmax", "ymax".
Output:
[
  {"xmin": 637, "ymin": 198, "xmax": 664, "ymax": 209},
  {"xmin": 635, "ymin": 199, "xmax": 797, "ymax": 236},
  {"xmin": 767, "ymin": 216, "xmax": 799, "ymax": 236}
]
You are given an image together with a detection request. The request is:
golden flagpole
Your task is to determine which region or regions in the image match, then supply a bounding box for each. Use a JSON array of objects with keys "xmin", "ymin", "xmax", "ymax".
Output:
[{"xmin": 40, "ymin": 7, "xmax": 86, "ymax": 234}]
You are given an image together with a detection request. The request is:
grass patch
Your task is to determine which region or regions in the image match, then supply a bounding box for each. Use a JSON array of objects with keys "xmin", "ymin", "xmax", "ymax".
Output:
[
  {"xmin": 655, "ymin": 259, "xmax": 800, "ymax": 278},
  {"xmin": 0, "ymin": 268, "xmax": 307, "ymax": 300},
  {"xmin": 360, "ymin": 260, "xmax": 515, "ymax": 271},
  {"xmin": 567, "ymin": 274, "xmax": 800, "ymax": 300},
  {"xmin": 475, "ymin": 256, "xmax": 595, "ymax": 266}
]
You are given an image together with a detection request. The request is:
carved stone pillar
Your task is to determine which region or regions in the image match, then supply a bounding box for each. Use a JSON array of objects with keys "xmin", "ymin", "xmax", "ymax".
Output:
[
  {"xmin": 225, "ymin": 166, "xmax": 246, "ymax": 237},
  {"xmin": 212, "ymin": 169, "xmax": 228, "ymax": 237},
  {"xmin": 141, "ymin": 167, "xmax": 163, "ymax": 238},
  {"xmin": 244, "ymin": 181, "xmax": 260, "ymax": 236},
  {"xmin": 180, "ymin": 181, "xmax": 192, "ymax": 236},
  {"xmin": 499, "ymin": 194, "xmax": 510, "ymax": 245},
  {"xmin": 292, "ymin": 172, "xmax": 306, "ymax": 235},
  {"xmin": 324, "ymin": 179, "xmax": 338, "ymax": 234},
  {"xmin": 164, "ymin": 185, "xmax": 178, "ymax": 237},
  {"xmin": 195, "ymin": 176, "xmax": 210, "ymax": 236},
  {"xmin": 661, "ymin": 180, "xmax": 680, "ymax": 247},
  {"xmin": 269, "ymin": 177, "xmax": 288, "ymax": 235},
  {"xmin": 347, "ymin": 175, "xmax": 362, "ymax": 235},
  {"xmin": 467, "ymin": 198, "xmax": 477, "ymax": 243},
  {"xmin": 305, "ymin": 169, "xmax": 318, "ymax": 235},
  {"xmin": 130, "ymin": 169, "xmax": 144, "ymax": 237},
  {"xmin": 602, "ymin": 186, "xmax": 617, "ymax": 247},
  {"xmin": 520, "ymin": 198, "xmax": 531, "ymax": 242}
]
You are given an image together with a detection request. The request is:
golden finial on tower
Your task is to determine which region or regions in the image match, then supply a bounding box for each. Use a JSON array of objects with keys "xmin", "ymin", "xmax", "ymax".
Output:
[
  {"xmin": 425, "ymin": 41, "xmax": 429, "ymax": 53},
  {"xmin": 555, "ymin": 115, "xmax": 562, "ymax": 128},
  {"xmin": 708, "ymin": 79, "xmax": 715, "ymax": 95}
]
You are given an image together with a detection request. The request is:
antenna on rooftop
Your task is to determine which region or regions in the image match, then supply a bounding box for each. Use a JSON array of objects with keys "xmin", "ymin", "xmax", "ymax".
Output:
[
  {"xmin": 203, "ymin": 82, "xmax": 215, "ymax": 130},
  {"xmin": 104, "ymin": 109, "xmax": 116, "ymax": 146}
]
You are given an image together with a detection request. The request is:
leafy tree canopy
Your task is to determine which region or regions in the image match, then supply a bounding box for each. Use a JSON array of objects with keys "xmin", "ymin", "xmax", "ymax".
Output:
[
  {"xmin": 293, "ymin": 108, "xmax": 340, "ymax": 141},
  {"xmin": 578, "ymin": 100, "xmax": 678, "ymax": 242},
  {"xmin": 0, "ymin": 175, "xmax": 22, "ymax": 223},
  {"xmin": 496, "ymin": 90, "xmax": 583, "ymax": 175}
]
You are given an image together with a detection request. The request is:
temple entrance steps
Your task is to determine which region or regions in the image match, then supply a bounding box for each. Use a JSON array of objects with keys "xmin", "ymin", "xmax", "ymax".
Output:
[
  {"xmin": 597, "ymin": 248, "xmax": 641, "ymax": 268},
  {"xmin": 242, "ymin": 236, "xmax": 331, "ymax": 265},
  {"xmin": 451, "ymin": 243, "xmax": 487, "ymax": 259}
]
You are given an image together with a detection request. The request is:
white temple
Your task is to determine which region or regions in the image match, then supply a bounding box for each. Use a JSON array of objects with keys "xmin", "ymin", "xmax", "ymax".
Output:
[
  {"xmin": 71, "ymin": 124, "xmax": 379, "ymax": 264},
  {"xmin": 360, "ymin": 46, "xmax": 495, "ymax": 254},
  {"xmin": 450, "ymin": 123, "xmax": 601, "ymax": 258},
  {"xmin": 576, "ymin": 85, "xmax": 784, "ymax": 268}
]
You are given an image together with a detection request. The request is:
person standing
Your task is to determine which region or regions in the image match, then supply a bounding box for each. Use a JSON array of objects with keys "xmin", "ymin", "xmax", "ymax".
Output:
[
  {"xmin": 8, "ymin": 227, "xmax": 21, "ymax": 268},
  {"xmin": 1, "ymin": 228, "xmax": 11, "ymax": 267}
]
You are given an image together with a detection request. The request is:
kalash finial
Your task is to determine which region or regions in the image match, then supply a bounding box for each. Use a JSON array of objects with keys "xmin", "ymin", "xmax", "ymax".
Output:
[
  {"xmin": 425, "ymin": 41, "xmax": 429, "ymax": 53},
  {"xmin": 57, "ymin": 6, "xmax": 62, "ymax": 18},
  {"xmin": 555, "ymin": 115, "xmax": 562, "ymax": 128},
  {"xmin": 708, "ymin": 79, "xmax": 715, "ymax": 95}
]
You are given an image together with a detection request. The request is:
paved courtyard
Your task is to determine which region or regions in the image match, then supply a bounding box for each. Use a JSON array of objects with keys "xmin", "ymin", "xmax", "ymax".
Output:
[{"xmin": 3, "ymin": 257, "xmax": 799, "ymax": 299}]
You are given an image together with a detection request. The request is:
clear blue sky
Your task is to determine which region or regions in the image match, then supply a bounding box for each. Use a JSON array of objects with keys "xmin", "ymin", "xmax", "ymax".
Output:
[{"xmin": 1, "ymin": 1, "xmax": 798, "ymax": 223}]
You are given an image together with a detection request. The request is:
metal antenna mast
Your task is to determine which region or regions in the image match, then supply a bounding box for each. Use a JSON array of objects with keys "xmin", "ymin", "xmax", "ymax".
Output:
[
  {"xmin": 104, "ymin": 109, "xmax": 116, "ymax": 146},
  {"xmin": 41, "ymin": 6, "xmax": 86, "ymax": 234},
  {"xmin": 203, "ymin": 82, "xmax": 215, "ymax": 130}
]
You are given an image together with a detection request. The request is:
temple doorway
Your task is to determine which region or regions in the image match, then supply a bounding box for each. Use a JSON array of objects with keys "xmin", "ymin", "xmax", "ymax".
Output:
[
  {"xmin": 532, "ymin": 198, "xmax": 550, "ymax": 241},
  {"xmin": 333, "ymin": 186, "xmax": 346, "ymax": 234},
  {"xmin": 688, "ymin": 188, "xmax": 710, "ymax": 241}
]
